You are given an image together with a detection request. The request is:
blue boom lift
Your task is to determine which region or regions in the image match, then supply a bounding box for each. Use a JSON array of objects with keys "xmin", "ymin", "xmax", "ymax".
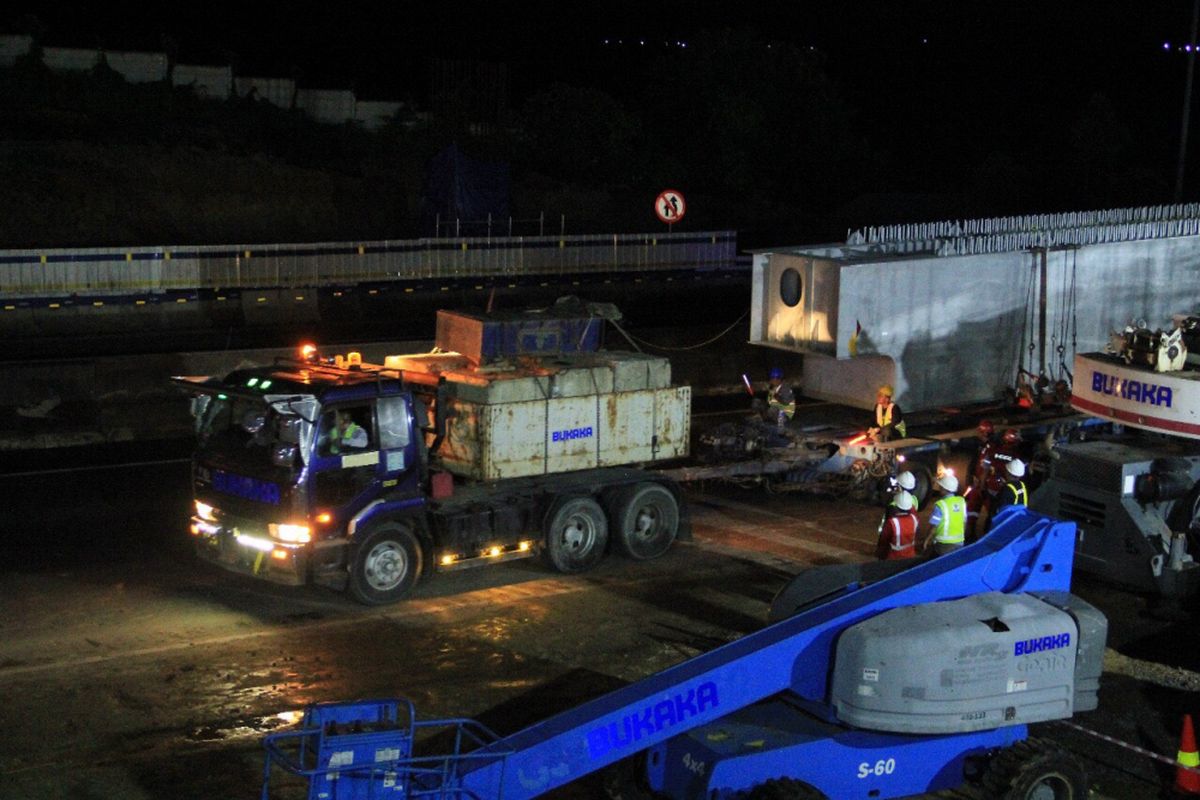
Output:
[{"xmin": 261, "ymin": 507, "xmax": 1106, "ymax": 799}]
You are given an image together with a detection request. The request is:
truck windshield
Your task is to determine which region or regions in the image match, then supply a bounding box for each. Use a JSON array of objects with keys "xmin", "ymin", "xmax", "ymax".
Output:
[{"xmin": 194, "ymin": 393, "xmax": 317, "ymax": 470}]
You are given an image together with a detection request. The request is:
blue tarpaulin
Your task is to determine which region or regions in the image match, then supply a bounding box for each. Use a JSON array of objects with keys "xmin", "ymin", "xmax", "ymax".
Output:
[{"xmin": 420, "ymin": 144, "xmax": 510, "ymax": 236}]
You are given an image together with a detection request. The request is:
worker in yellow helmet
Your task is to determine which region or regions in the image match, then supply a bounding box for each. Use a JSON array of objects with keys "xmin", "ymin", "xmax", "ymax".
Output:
[{"xmin": 868, "ymin": 384, "xmax": 906, "ymax": 442}]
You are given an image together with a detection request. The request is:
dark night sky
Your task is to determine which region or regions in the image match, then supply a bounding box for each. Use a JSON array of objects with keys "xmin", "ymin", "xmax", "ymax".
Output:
[
  {"xmin": 6, "ymin": 2, "xmax": 1197, "ymax": 102},
  {"xmin": 6, "ymin": 2, "xmax": 1200, "ymax": 232}
]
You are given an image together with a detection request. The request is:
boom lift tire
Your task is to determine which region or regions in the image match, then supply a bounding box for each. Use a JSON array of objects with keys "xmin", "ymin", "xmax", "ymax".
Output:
[
  {"xmin": 740, "ymin": 778, "xmax": 827, "ymax": 799},
  {"xmin": 981, "ymin": 738, "xmax": 1088, "ymax": 800},
  {"xmin": 601, "ymin": 754, "xmax": 664, "ymax": 800},
  {"xmin": 612, "ymin": 482, "xmax": 679, "ymax": 560},
  {"xmin": 348, "ymin": 522, "xmax": 422, "ymax": 605},
  {"xmin": 544, "ymin": 496, "xmax": 609, "ymax": 573}
]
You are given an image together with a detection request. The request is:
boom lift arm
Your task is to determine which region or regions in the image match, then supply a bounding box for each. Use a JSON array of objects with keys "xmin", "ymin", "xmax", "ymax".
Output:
[{"xmin": 264, "ymin": 508, "xmax": 1097, "ymax": 799}]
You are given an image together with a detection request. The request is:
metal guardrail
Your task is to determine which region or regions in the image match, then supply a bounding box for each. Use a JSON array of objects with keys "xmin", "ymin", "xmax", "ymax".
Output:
[{"xmin": 0, "ymin": 231, "xmax": 739, "ymax": 300}]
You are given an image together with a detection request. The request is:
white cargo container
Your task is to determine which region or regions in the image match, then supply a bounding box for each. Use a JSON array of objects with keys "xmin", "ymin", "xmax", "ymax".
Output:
[
  {"xmin": 436, "ymin": 386, "xmax": 690, "ymax": 480},
  {"xmin": 384, "ymin": 350, "xmax": 689, "ymax": 480}
]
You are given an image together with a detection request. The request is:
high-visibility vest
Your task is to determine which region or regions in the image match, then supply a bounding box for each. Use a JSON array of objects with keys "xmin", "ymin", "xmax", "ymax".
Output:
[
  {"xmin": 769, "ymin": 385, "xmax": 796, "ymax": 419},
  {"xmin": 932, "ymin": 495, "xmax": 967, "ymax": 545},
  {"xmin": 876, "ymin": 402, "xmax": 907, "ymax": 437},
  {"xmin": 330, "ymin": 422, "xmax": 364, "ymax": 454},
  {"xmin": 884, "ymin": 512, "xmax": 918, "ymax": 559},
  {"xmin": 1005, "ymin": 481, "xmax": 1028, "ymax": 506}
]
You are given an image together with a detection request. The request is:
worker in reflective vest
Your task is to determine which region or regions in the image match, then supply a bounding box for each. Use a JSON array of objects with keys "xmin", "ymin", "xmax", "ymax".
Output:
[
  {"xmin": 765, "ymin": 366, "xmax": 796, "ymax": 428},
  {"xmin": 924, "ymin": 472, "xmax": 966, "ymax": 556},
  {"xmin": 877, "ymin": 490, "xmax": 919, "ymax": 560},
  {"xmin": 869, "ymin": 384, "xmax": 906, "ymax": 442},
  {"xmin": 989, "ymin": 459, "xmax": 1029, "ymax": 529}
]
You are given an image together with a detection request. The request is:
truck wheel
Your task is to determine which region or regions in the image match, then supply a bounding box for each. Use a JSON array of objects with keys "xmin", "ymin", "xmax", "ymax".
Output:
[
  {"xmin": 348, "ymin": 522, "xmax": 422, "ymax": 605},
  {"xmin": 981, "ymin": 738, "xmax": 1087, "ymax": 800},
  {"xmin": 612, "ymin": 483, "xmax": 679, "ymax": 560},
  {"xmin": 544, "ymin": 496, "xmax": 608, "ymax": 573},
  {"xmin": 910, "ymin": 464, "xmax": 933, "ymax": 509},
  {"xmin": 741, "ymin": 778, "xmax": 827, "ymax": 799}
]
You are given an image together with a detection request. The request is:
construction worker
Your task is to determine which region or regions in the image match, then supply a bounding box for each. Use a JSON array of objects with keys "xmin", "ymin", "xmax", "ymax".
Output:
[
  {"xmin": 765, "ymin": 367, "xmax": 796, "ymax": 428},
  {"xmin": 966, "ymin": 420, "xmax": 997, "ymax": 541},
  {"xmin": 985, "ymin": 428, "xmax": 1023, "ymax": 509},
  {"xmin": 989, "ymin": 458, "xmax": 1029, "ymax": 527},
  {"xmin": 325, "ymin": 410, "xmax": 368, "ymax": 455},
  {"xmin": 868, "ymin": 384, "xmax": 906, "ymax": 442},
  {"xmin": 923, "ymin": 473, "xmax": 967, "ymax": 556},
  {"xmin": 877, "ymin": 490, "xmax": 919, "ymax": 560},
  {"xmin": 890, "ymin": 470, "xmax": 920, "ymax": 512}
]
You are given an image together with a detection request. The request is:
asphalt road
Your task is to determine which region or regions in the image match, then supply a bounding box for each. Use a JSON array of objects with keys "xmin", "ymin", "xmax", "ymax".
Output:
[{"xmin": 0, "ymin": 455, "xmax": 1196, "ymax": 799}]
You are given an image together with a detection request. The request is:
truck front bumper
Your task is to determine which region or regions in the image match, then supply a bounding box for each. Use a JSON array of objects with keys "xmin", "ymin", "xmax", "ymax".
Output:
[{"xmin": 191, "ymin": 516, "xmax": 308, "ymax": 586}]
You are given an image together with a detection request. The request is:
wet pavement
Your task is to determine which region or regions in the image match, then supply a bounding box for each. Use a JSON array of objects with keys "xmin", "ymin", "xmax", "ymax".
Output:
[{"xmin": 1, "ymin": 459, "xmax": 1197, "ymax": 799}]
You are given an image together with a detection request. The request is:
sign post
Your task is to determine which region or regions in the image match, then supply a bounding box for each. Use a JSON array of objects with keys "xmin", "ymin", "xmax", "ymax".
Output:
[{"xmin": 654, "ymin": 189, "xmax": 686, "ymax": 230}]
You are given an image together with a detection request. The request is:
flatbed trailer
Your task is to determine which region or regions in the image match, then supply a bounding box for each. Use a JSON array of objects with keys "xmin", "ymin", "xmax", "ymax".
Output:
[{"xmin": 665, "ymin": 400, "xmax": 1099, "ymax": 506}]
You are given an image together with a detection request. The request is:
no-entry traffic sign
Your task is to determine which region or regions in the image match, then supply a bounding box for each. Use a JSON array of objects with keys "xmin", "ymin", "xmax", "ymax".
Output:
[{"xmin": 655, "ymin": 189, "xmax": 686, "ymax": 224}]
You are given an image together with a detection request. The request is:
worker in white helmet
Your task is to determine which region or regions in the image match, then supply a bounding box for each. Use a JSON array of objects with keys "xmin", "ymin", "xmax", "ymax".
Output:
[
  {"xmin": 890, "ymin": 470, "xmax": 920, "ymax": 511},
  {"xmin": 923, "ymin": 472, "xmax": 966, "ymax": 556},
  {"xmin": 876, "ymin": 490, "xmax": 919, "ymax": 560},
  {"xmin": 988, "ymin": 458, "xmax": 1029, "ymax": 531}
]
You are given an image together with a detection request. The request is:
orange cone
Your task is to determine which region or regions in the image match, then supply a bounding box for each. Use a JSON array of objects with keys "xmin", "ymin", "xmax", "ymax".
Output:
[{"xmin": 1176, "ymin": 714, "xmax": 1200, "ymax": 796}]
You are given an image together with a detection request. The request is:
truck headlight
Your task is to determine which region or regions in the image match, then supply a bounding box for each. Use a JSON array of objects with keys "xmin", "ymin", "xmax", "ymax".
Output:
[
  {"xmin": 195, "ymin": 500, "xmax": 217, "ymax": 522},
  {"xmin": 269, "ymin": 523, "xmax": 311, "ymax": 544}
]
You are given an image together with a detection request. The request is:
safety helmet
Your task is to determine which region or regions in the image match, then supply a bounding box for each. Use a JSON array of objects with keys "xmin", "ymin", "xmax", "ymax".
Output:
[
  {"xmin": 768, "ymin": 367, "xmax": 784, "ymax": 381},
  {"xmin": 895, "ymin": 471, "xmax": 916, "ymax": 491},
  {"xmin": 1006, "ymin": 458, "xmax": 1026, "ymax": 478},
  {"xmin": 1002, "ymin": 428, "xmax": 1020, "ymax": 444},
  {"xmin": 977, "ymin": 419, "xmax": 995, "ymax": 436},
  {"xmin": 937, "ymin": 473, "xmax": 959, "ymax": 493},
  {"xmin": 893, "ymin": 491, "xmax": 914, "ymax": 512},
  {"xmin": 877, "ymin": 384, "xmax": 894, "ymax": 398}
]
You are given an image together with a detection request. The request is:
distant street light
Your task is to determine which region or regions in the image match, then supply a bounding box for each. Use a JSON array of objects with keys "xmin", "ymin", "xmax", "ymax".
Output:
[{"xmin": 1175, "ymin": 0, "xmax": 1200, "ymax": 201}]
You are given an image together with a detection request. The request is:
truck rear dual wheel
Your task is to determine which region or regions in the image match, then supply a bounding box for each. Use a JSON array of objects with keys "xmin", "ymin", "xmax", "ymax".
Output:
[
  {"xmin": 981, "ymin": 738, "xmax": 1088, "ymax": 800},
  {"xmin": 544, "ymin": 496, "xmax": 609, "ymax": 573},
  {"xmin": 611, "ymin": 482, "xmax": 679, "ymax": 560},
  {"xmin": 348, "ymin": 522, "xmax": 422, "ymax": 605}
]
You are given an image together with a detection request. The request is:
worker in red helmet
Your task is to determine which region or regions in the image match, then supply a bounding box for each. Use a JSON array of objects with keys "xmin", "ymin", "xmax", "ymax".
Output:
[
  {"xmin": 986, "ymin": 428, "xmax": 1023, "ymax": 503},
  {"xmin": 966, "ymin": 420, "xmax": 998, "ymax": 541}
]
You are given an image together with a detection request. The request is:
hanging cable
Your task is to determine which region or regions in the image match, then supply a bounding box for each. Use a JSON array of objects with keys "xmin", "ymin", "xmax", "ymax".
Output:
[{"xmin": 611, "ymin": 309, "xmax": 750, "ymax": 351}]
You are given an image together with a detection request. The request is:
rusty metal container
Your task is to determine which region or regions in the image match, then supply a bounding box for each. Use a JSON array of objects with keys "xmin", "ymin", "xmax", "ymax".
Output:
[{"xmin": 399, "ymin": 351, "xmax": 688, "ymax": 481}]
